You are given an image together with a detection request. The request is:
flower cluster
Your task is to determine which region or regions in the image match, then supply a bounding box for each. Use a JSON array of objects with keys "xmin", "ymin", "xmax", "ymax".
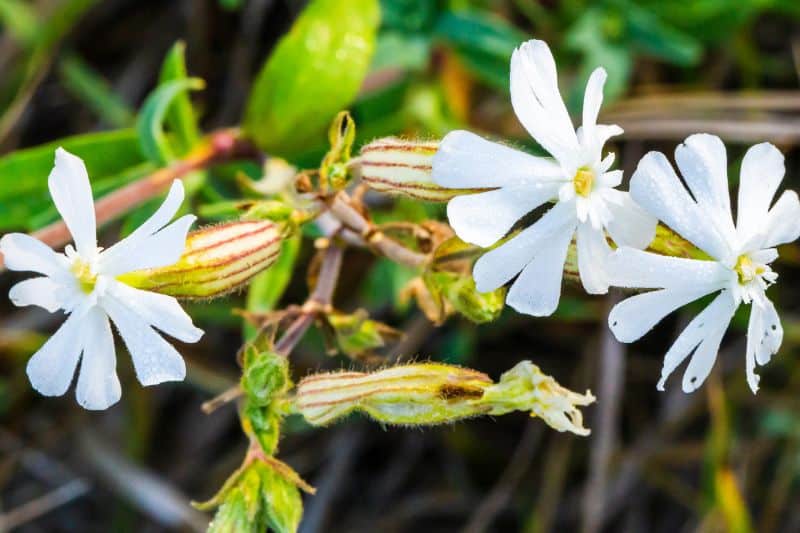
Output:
[{"xmin": 435, "ymin": 39, "xmax": 800, "ymax": 393}]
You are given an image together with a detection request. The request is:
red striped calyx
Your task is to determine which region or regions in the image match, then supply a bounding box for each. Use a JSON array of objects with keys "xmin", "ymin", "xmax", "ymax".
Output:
[
  {"xmin": 358, "ymin": 137, "xmax": 486, "ymax": 202},
  {"xmin": 118, "ymin": 220, "xmax": 282, "ymax": 299}
]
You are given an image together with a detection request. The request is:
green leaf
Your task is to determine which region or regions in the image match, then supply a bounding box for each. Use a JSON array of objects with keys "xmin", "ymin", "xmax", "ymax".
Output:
[
  {"xmin": 260, "ymin": 466, "xmax": 303, "ymax": 533},
  {"xmin": 433, "ymin": 10, "xmax": 526, "ymax": 89},
  {"xmin": 244, "ymin": 233, "xmax": 302, "ymax": 340},
  {"xmin": 158, "ymin": 41, "xmax": 201, "ymax": 154},
  {"xmin": 379, "ymin": 0, "xmax": 438, "ymax": 32},
  {"xmin": 59, "ymin": 53, "xmax": 135, "ymax": 128},
  {"xmin": 622, "ymin": 1, "xmax": 702, "ymax": 66},
  {"xmin": 243, "ymin": 0, "xmax": 380, "ymax": 158},
  {"xmin": 136, "ymin": 77, "xmax": 205, "ymax": 164},
  {"xmin": 372, "ymin": 32, "xmax": 431, "ymax": 72},
  {"xmin": 241, "ymin": 347, "xmax": 291, "ymax": 406},
  {"xmin": 0, "ymin": 129, "xmax": 145, "ymax": 230},
  {"xmin": 0, "ymin": 0, "xmax": 38, "ymax": 45}
]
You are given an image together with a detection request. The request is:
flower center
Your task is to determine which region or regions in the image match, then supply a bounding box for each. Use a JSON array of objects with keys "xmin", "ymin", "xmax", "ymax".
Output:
[
  {"xmin": 71, "ymin": 258, "xmax": 97, "ymax": 294},
  {"xmin": 573, "ymin": 168, "xmax": 594, "ymax": 197},
  {"xmin": 734, "ymin": 254, "xmax": 765, "ymax": 284}
]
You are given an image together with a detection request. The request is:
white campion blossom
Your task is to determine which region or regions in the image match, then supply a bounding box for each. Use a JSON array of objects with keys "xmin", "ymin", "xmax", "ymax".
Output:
[
  {"xmin": 608, "ymin": 134, "xmax": 800, "ymax": 393},
  {"xmin": 432, "ymin": 39, "xmax": 656, "ymax": 316},
  {"xmin": 0, "ymin": 148, "xmax": 204, "ymax": 410}
]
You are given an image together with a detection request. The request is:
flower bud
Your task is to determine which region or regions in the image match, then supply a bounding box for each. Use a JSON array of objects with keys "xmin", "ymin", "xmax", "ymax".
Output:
[
  {"xmin": 295, "ymin": 360, "xmax": 595, "ymax": 435},
  {"xmin": 296, "ymin": 363, "xmax": 492, "ymax": 426},
  {"xmin": 358, "ymin": 137, "xmax": 484, "ymax": 202},
  {"xmin": 118, "ymin": 220, "xmax": 282, "ymax": 299}
]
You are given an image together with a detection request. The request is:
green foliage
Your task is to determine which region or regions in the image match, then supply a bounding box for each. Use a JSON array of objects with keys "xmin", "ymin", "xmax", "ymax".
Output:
[
  {"xmin": 241, "ymin": 347, "xmax": 291, "ymax": 407},
  {"xmin": 0, "ymin": 130, "xmax": 146, "ymax": 230},
  {"xmin": 433, "ymin": 10, "xmax": 527, "ymax": 89},
  {"xmin": 58, "ymin": 53, "xmax": 135, "ymax": 128},
  {"xmin": 136, "ymin": 78, "xmax": 205, "ymax": 164},
  {"xmin": 327, "ymin": 310, "xmax": 400, "ymax": 359},
  {"xmin": 320, "ymin": 111, "xmax": 357, "ymax": 191},
  {"xmin": 158, "ymin": 41, "xmax": 201, "ymax": 154},
  {"xmin": 243, "ymin": 0, "xmax": 380, "ymax": 158},
  {"xmin": 205, "ymin": 462, "xmax": 303, "ymax": 533},
  {"xmin": 425, "ymin": 271, "xmax": 506, "ymax": 324}
]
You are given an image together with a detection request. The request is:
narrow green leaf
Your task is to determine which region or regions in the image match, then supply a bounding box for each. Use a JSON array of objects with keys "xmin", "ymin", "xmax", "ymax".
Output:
[
  {"xmin": 158, "ymin": 41, "xmax": 201, "ymax": 154},
  {"xmin": 59, "ymin": 53, "xmax": 135, "ymax": 128},
  {"xmin": 243, "ymin": 0, "xmax": 380, "ymax": 158},
  {"xmin": 0, "ymin": 0, "xmax": 38, "ymax": 45},
  {"xmin": 260, "ymin": 467, "xmax": 303, "ymax": 533},
  {"xmin": 136, "ymin": 78, "xmax": 205, "ymax": 164}
]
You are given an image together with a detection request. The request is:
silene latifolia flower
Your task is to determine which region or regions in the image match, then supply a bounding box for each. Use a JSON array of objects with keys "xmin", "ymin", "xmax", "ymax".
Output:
[
  {"xmin": 432, "ymin": 39, "xmax": 656, "ymax": 316},
  {"xmin": 607, "ymin": 134, "xmax": 800, "ymax": 393},
  {"xmin": 0, "ymin": 148, "xmax": 203, "ymax": 410}
]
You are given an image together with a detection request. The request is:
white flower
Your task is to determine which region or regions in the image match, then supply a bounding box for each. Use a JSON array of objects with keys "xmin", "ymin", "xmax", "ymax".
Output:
[
  {"xmin": 432, "ymin": 39, "xmax": 656, "ymax": 316},
  {"xmin": 0, "ymin": 148, "xmax": 204, "ymax": 410},
  {"xmin": 607, "ymin": 134, "xmax": 800, "ymax": 393}
]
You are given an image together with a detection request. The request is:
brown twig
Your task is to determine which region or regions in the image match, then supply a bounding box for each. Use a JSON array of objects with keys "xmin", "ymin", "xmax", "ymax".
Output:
[
  {"xmin": 201, "ymin": 244, "xmax": 345, "ymax": 414},
  {"xmin": 327, "ymin": 192, "xmax": 428, "ymax": 269},
  {"xmin": 0, "ymin": 128, "xmax": 256, "ymax": 271}
]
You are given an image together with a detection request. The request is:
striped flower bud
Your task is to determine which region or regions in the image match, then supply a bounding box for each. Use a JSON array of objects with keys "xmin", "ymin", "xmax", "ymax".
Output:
[
  {"xmin": 358, "ymin": 137, "xmax": 485, "ymax": 201},
  {"xmin": 296, "ymin": 363, "xmax": 491, "ymax": 426},
  {"xmin": 295, "ymin": 361, "xmax": 595, "ymax": 435},
  {"xmin": 118, "ymin": 220, "xmax": 282, "ymax": 299}
]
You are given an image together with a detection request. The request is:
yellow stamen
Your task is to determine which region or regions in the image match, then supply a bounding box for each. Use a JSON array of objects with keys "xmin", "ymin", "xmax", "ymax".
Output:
[
  {"xmin": 71, "ymin": 259, "xmax": 97, "ymax": 294},
  {"xmin": 735, "ymin": 255, "xmax": 757, "ymax": 284},
  {"xmin": 573, "ymin": 168, "xmax": 594, "ymax": 197}
]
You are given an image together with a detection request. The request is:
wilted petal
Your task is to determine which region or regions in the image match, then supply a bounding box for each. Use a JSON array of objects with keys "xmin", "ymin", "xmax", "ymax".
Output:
[
  {"xmin": 744, "ymin": 297, "xmax": 782, "ymax": 393},
  {"xmin": 102, "ymin": 296, "xmax": 186, "ymax": 386},
  {"xmin": 447, "ymin": 184, "xmax": 559, "ymax": 247},
  {"xmin": 576, "ymin": 221, "xmax": 611, "ymax": 294},
  {"xmin": 506, "ymin": 221, "xmax": 575, "ymax": 316},
  {"xmin": 433, "ymin": 130, "xmax": 564, "ymax": 189},
  {"xmin": 630, "ymin": 151, "xmax": 731, "ymax": 261},
  {"xmin": 26, "ymin": 307, "xmax": 86, "ymax": 396},
  {"xmin": 75, "ymin": 307, "xmax": 120, "ymax": 410},
  {"xmin": 473, "ymin": 201, "xmax": 575, "ymax": 292},
  {"xmin": 657, "ymin": 292, "xmax": 737, "ymax": 392},
  {"xmin": 48, "ymin": 148, "xmax": 97, "ymax": 258},
  {"xmin": 105, "ymin": 280, "xmax": 203, "ymax": 343},
  {"xmin": 605, "ymin": 192, "xmax": 657, "ymax": 249}
]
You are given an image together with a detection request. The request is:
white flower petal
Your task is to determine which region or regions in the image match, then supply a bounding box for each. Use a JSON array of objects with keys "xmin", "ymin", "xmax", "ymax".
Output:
[
  {"xmin": 0, "ymin": 233, "xmax": 69, "ymax": 278},
  {"xmin": 447, "ymin": 184, "xmax": 559, "ymax": 247},
  {"xmin": 582, "ymin": 68, "xmax": 606, "ymax": 133},
  {"xmin": 656, "ymin": 291, "xmax": 737, "ymax": 392},
  {"xmin": 510, "ymin": 40, "xmax": 580, "ymax": 165},
  {"xmin": 750, "ymin": 298, "xmax": 782, "ymax": 367},
  {"xmin": 609, "ymin": 286, "xmax": 715, "ymax": 343},
  {"xmin": 432, "ymin": 130, "xmax": 564, "ymax": 189},
  {"xmin": 75, "ymin": 307, "xmax": 120, "ymax": 410},
  {"xmin": 630, "ymin": 151, "xmax": 732, "ymax": 261},
  {"xmin": 576, "ymin": 221, "xmax": 611, "ymax": 294},
  {"xmin": 48, "ymin": 148, "xmax": 97, "ymax": 258},
  {"xmin": 26, "ymin": 307, "xmax": 87, "ymax": 396},
  {"xmin": 506, "ymin": 222, "xmax": 575, "ymax": 316},
  {"xmin": 763, "ymin": 190, "xmax": 800, "ymax": 248},
  {"xmin": 98, "ymin": 180, "xmax": 186, "ymax": 271},
  {"xmin": 473, "ymin": 201, "xmax": 575, "ymax": 292},
  {"xmin": 674, "ymin": 134, "xmax": 735, "ymax": 245},
  {"xmin": 737, "ymin": 142, "xmax": 784, "ymax": 239},
  {"xmin": 99, "ymin": 214, "xmax": 195, "ymax": 276},
  {"xmin": 605, "ymin": 192, "xmax": 657, "ymax": 249},
  {"xmin": 105, "ymin": 280, "xmax": 203, "ymax": 343},
  {"xmin": 9, "ymin": 277, "xmax": 64, "ymax": 313},
  {"xmin": 103, "ymin": 295, "xmax": 186, "ymax": 386},
  {"xmin": 607, "ymin": 247, "xmax": 730, "ymax": 291}
]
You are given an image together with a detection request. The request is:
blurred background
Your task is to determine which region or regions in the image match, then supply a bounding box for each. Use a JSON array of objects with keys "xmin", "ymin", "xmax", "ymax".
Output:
[{"xmin": 2, "ymin": 0, "xmax": 800, "ymax": 531}]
